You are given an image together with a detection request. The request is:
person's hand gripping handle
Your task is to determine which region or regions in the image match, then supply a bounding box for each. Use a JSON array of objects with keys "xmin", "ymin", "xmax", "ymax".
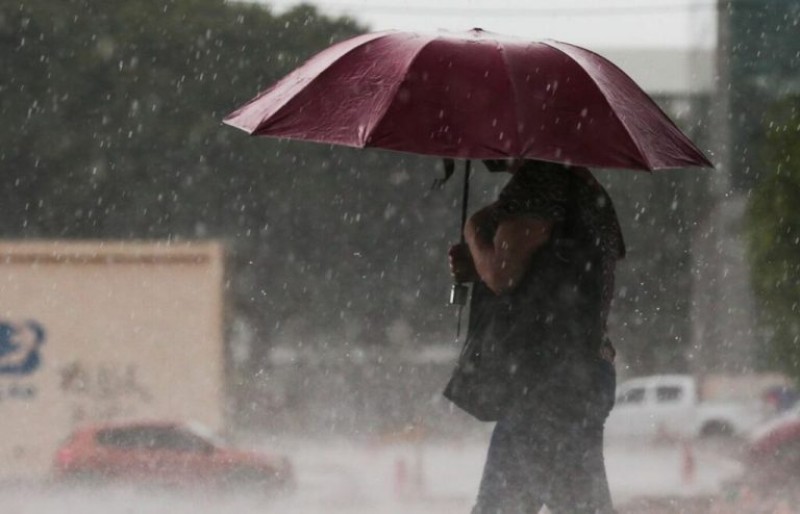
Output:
[{"xmin": 448, "ymin": 244, "xmax": 475, "ymax": 306}]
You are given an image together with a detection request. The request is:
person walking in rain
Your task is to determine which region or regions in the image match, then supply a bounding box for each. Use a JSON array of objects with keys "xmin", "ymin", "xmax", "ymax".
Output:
[{"xmin": 447, "ymin": 158, "xmax": 625, "ymax": 514}]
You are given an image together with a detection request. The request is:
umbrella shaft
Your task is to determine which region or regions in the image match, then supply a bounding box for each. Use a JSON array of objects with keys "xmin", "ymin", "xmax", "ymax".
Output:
[
  {"xmin": 459, "ymin": 160, "xmax": 471, "ymax": 244},
  {"xmin": 451, "ymin": 159, "xmax": 472, "ymax": 317}
]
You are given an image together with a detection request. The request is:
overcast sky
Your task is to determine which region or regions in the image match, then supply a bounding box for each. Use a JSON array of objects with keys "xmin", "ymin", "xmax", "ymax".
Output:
[{"xmin": 262, "ymin": 0, "xmax": 718, "ymax": 49}]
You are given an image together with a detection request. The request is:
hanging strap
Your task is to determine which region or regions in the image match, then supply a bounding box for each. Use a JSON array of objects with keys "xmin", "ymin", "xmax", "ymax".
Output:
[{"xmin": 431, "ymin": 158, "xmax": 456, "ymax": 190}]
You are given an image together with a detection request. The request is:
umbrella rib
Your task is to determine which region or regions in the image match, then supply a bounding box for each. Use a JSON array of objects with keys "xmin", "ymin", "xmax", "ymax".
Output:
[
  {"xmin": 541, "ymin": 41, "xmax": 653, "ymax": 170},
  {"xmin": 491, "ymin": 38, "xmax": 524, "ymax": 155},
  {"xmin": 226, "ymin": 31, "xmax": 395, "ymax": 136},
  {"xmin": 547, "ymin": 43, "xmax": 712, "ymax": 169},
  {"xmin": 363, "ymin": 39, "xmax": 433, "ymax": 147}
]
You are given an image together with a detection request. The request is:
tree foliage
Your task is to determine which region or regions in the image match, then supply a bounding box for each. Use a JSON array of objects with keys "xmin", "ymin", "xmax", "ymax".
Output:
[
  {"xmin": 0, "ymin": 0, "xmax": 464, "ymax": 358},
  {"xmin": 728, "ymin": 0, "xmax": 800, "ymax": 192},
  {"xmin": 746, "ymin": 95, "xmax": 800, "ymax": 380}
]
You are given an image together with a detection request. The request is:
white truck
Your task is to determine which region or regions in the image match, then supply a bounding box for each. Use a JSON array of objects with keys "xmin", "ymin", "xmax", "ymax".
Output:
[
  {"xmin": 0, "ymin": 241, "xmax": 226, "ymax": 479},
  {"xmin": 604, "ymin": 374, "xmax": 779, "ymax": 440}
]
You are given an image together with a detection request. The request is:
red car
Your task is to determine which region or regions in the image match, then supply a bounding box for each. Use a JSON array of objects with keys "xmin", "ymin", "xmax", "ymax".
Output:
[
  {"xmin": 53, "ymin": 421, "xmax": 294, "ymax": 492},
  {"xmin": 716, "ymin": 408, "xmax": 800, "ymax": 511},
  {"xmin": 746, "ymin": 408, "xmax": 800, "ymax": 485}
]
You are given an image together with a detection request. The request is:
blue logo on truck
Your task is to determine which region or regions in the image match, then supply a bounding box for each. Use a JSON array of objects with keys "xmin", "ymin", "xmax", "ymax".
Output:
[{"xmin": 0, "ymin": 321, "xmax": 46, "ymax": 375}]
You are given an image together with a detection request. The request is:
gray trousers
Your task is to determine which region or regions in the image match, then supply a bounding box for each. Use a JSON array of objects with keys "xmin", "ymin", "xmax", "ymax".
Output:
[{"xmin": 471, "ymin": 359, "xmax": 616, "ymax": 514}]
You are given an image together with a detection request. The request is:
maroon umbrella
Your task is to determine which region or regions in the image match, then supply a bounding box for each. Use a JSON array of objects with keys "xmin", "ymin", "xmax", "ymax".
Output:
[{"xmin": 224, "ymin": 28, "xmax": 712, "ymax": 170}]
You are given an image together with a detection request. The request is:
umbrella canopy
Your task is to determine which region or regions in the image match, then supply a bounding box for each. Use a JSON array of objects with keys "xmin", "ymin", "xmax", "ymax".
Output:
[{"xmin": 224, "ymin": 28, "xmax": 712, "ymax": 171}]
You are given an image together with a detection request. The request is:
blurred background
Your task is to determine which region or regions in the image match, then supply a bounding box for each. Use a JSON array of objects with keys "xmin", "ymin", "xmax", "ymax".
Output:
[{"xmin": 0, "ymin": 0, "xmax": 799, "ymax": 512}]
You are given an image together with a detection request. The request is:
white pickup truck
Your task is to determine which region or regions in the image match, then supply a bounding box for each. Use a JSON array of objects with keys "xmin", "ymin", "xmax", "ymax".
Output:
[{"xmin": 605, "ymin": 374, "xmax": 772, "ymax": 440}]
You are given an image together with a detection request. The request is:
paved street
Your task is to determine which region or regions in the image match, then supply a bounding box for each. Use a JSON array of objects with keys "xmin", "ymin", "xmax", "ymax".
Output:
[{"xmin": 0, "ymin": 436, "xmax": 748, "ymax": 514}]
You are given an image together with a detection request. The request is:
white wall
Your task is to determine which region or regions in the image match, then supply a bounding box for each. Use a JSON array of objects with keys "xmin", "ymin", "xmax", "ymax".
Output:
[{"xmin": 0, "ymin": 241, "xmax": 225, "ymax": 478}]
